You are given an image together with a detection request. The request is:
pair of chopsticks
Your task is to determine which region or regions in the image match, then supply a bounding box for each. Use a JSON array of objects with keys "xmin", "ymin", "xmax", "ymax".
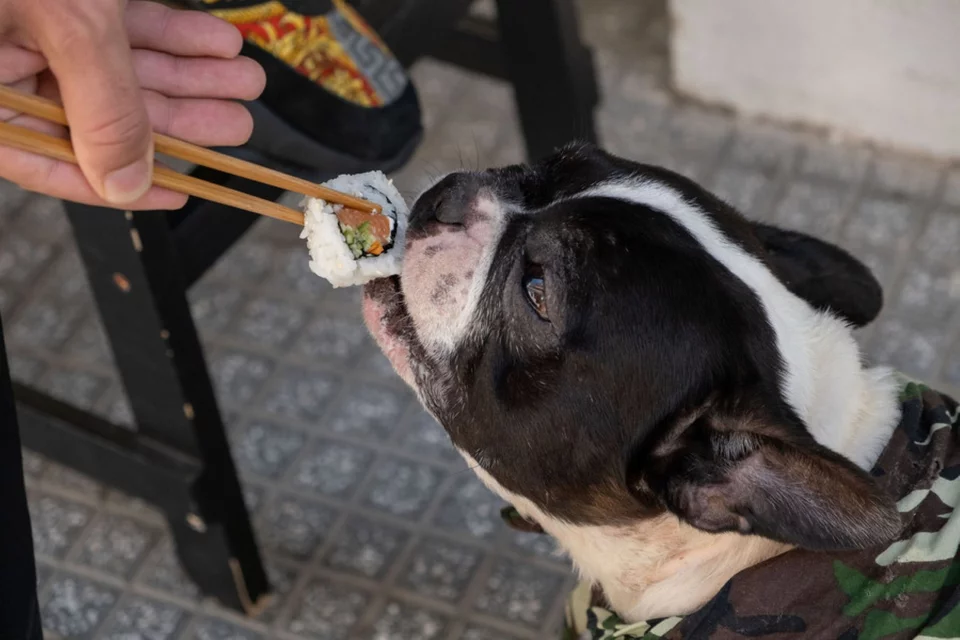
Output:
[{"xmin": 0, "ymin": 85, "xmax": 383, "ymax": 224}]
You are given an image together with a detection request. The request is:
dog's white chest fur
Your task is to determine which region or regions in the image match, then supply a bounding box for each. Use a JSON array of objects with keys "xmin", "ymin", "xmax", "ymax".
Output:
[
  {"xmin": 460, "ymin": 354, "xmax": 902, "ymax": 623},
  {"xmin": 463, "ymin": 452, "xmax": 785, "ymax": 620}
]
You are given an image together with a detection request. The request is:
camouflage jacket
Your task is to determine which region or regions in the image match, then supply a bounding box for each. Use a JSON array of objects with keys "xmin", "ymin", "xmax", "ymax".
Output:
[{"xmin": 505, "ymin": 379, "xmax": 960, "ymax": 640}]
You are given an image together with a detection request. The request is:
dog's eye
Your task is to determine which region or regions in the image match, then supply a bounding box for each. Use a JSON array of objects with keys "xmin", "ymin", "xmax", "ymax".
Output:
[{"xmin": 523, "ymin": 265, "xmax": 549, "ymax": 321}]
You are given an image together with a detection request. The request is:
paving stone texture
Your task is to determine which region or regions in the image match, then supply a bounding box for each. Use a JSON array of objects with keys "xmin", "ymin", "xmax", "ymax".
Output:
[{"xmin": 1, "ymin": 0, "xmax": 958, "ymax": 638}]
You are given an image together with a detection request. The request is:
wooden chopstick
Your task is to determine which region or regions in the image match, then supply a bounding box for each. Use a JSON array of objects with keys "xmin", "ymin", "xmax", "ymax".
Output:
[
  {"xmin": 0, "ymin": 120, "xmax": 306, "ymax": 225},
  {"xmin": 0, "ymin": 84, "xmax": 383, "ymax": 216}
]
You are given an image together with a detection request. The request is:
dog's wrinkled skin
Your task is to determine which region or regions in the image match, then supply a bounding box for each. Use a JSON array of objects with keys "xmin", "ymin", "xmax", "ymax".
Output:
[{"xmin": 362, "ymin": 143, "xmax": 903, "ymax": 621}]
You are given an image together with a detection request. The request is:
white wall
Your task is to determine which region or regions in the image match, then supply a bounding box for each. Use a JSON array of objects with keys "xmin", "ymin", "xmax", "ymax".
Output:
[{"xmin": 669, "ymin": 0, "xmax": 960, "ymax": 159}]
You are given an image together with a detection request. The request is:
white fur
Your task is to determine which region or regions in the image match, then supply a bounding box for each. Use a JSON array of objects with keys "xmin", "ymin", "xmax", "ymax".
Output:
[
  {"xmin": 581, "ymin": 180, "xmax": 901, "ymax": 469},
  {"xmin": 399, "ymin": 173, "xmax": 906, "ymax": 624},
  {"xmin": 464, "ymin": 451, "xmax": 790, "ymax": 622}
]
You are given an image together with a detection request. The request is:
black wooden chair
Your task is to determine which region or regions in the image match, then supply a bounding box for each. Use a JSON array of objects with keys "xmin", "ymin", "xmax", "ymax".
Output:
[{"xmin": 12, "ymin": 0, "xmax": 598, "ymax": 613}]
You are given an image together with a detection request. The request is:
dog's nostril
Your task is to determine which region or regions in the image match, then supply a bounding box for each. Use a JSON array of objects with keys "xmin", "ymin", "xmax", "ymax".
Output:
[{"xmin": 434, "ymin": 196, "xmax": 465, "ymax": 225}]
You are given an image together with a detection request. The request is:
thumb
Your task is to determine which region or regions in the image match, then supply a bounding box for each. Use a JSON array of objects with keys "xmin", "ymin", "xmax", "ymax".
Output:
[{"xmin": 27, "ymin": 0, "xmax": 153, "ymax": 204}]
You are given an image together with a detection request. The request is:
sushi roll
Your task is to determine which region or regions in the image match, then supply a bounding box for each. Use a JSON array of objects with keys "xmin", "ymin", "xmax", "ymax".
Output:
[{"xmin": 300, "ymin": 171, "xmax": 408, "ymax": 288}]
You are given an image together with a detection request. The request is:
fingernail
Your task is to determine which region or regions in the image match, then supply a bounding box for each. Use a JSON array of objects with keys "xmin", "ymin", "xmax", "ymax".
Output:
[{"xmin": 103, "ymin": 154, "xmax": 152, "ymax": 204}]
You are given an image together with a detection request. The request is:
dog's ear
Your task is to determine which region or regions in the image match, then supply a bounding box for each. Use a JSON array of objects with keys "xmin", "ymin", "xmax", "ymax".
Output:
[
  {"xmin": 633, "ymin": 403, "xmax": 901, "ymax": 551},
  {"xmin": 752, "ymin": 223, "xmax": 883, "ymax": 328}
]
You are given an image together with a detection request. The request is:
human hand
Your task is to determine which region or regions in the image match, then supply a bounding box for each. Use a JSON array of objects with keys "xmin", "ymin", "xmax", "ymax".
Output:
[{"xmin": 0, "ymin": 0, "xmax": 266, "ymax": 209}]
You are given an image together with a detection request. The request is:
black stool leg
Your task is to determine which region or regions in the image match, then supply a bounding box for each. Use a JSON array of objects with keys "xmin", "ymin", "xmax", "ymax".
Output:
[
  {"xmin": 0, "ymin": 314, "xmax": 44, "ymax": 639},
  {"xmin": 64, "ymin": 204, "xmax": 270, "ymax": 614},
  {"xmin": 496, "ymin": 0, "xmax": 599, "ymax": 161}
]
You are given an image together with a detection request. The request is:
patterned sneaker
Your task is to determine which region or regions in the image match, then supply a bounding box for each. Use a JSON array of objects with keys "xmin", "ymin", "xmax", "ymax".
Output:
[{"xmin": 178, "ymin": 0, "xmax": 422, "ymax": 172}]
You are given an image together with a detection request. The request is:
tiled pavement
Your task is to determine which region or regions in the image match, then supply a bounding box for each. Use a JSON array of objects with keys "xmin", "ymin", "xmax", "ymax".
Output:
[{"xmin": 2, "ymin": 0, "xmax": 960, "ymax": 638}]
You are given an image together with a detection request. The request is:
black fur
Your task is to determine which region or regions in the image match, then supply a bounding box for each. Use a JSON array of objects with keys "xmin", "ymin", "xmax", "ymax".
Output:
[{"xmin": 399, "ymin": 143, "xmax": 897, "ymax": 549}]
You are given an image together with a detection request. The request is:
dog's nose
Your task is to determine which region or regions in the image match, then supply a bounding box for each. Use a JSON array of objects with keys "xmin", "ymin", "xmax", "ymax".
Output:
[{"xmin": 410, "ymin": 173, "xmax": 480, "ymax": 228}]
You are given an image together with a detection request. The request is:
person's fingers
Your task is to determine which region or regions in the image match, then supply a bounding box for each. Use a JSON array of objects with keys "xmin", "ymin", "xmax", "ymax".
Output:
[
  {"xmin": 0, "ymin": 77, "xmax": 39, "ymax": 121},
  {"xmin": 0, "ymin": 45, "xmax": 46, "ymax": 83},
  {"xmin": 0, "ymin": 143, "xmax": 187, "ymax": 210},
  {"xmin": 23, "ymin": 0, "xmax": 154, "ymax": 205},
  {"xmin": 143, "ymin": 91, "xmax": 255, "ymax": 147},
  {"xmin": 125, "ymin": 1, "xmax": 243, "ymax": 59},
  {"xmin": 133, "ymin": 50, "xmax": 265, "ymax": 100}
]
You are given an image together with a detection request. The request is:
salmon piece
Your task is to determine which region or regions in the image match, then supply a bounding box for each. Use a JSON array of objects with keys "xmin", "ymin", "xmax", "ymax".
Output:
[{"xmin": 335, "ymin": 208, "xmax": 392, "ymax": 245}]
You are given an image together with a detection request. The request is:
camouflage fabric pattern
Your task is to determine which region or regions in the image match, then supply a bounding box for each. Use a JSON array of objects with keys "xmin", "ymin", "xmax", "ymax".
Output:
[{"xmin": 551, "ymin": 378, "xmax": 960, "ymax": 639}]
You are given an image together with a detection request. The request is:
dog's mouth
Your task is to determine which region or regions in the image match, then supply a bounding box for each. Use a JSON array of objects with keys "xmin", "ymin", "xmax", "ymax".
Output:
[{"xmin": 362, "ymin": 276, "xmax": 419, "ymax": 387}]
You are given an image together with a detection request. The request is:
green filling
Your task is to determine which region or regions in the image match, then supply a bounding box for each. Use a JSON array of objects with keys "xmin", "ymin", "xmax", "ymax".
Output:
[{"xmin": 339, "ymin": 221, "xmax": 380, "ymax": 259}]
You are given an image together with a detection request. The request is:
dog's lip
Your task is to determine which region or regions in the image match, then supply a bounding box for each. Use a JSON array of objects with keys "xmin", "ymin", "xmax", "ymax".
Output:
[{"xmin": 362, "ymin": 275, "xmax": 416, "ymax": 384}]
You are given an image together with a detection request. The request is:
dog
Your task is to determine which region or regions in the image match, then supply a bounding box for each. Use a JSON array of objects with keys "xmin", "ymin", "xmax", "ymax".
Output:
[{"xmin": 362, "ymin": 142, "xmax": 960, "ymax": 638}]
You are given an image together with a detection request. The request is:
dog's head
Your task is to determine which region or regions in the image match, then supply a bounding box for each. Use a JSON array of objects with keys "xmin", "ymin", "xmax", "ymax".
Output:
[{"xmin": 364, "ymin": 142, "xmax": 899, "ymax": 551}]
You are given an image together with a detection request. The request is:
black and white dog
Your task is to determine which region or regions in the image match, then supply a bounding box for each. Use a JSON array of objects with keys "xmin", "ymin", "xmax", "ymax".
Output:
[{"xmin": 362, "ymin": 142, "xmax": 905, "ymax": 622}]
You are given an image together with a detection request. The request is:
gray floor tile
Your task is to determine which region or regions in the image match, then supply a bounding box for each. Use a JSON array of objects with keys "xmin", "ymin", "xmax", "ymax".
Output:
[
  {"xmin": 30, "ymin": 493, "xmax": 94, "ymax": 559},
  {"xmin": 360, "ymin": 459, "xmax": 444, "ymax": 521},
  {"xmin": 945, "ymin": 349, "xmax": 960, "ymax": 388},
  {"xmin": 291, "ymin": 314, "xmax": 372, "ymax": 365},
  {"xmin": 8, "ymin": 352, "xmax": 47, "ymax": 385},
  {"xmin": 943, "ymin": 170, "xmax": 960, "ymax": 207},
  {"xmin": 321, "ymin": 516, "xmax": 410, "ymax": 579},
  {"xmin": 890, "ymin": 268, "xmax": 960, "ymax": 327},
  {"xmin": 508, "ymin": 531, "xmax": 567, "ymax": 566},
  {"xmin": 36, "ymin": 561, "xmax": 54, "ymax": 590},
  {"xmin": 181, "ymin": 617, "xmax": 263, "ymax": 640},
  {"xmin": 773, "ymin": 180, "xmax": 851, "ymax": 239},
  {"xmin": 432, "ymin": 475, "xmax": 504, "ymax": 542},
  {"xmin": 473, "ymin": 560, "xmax": 566, "ymax": 628},
  {"xmin": 286, "ymin": 577, "xmax": 371, "ymax": 639},
  {"xmin": 62, "ymin": 316, "xmax": 114, "ymax": 369},
  {"xmin": 460, "ymin": 626, "xmax": 524, "ymax": 640},
  {"xmin": 840, "ymin": 196, "xmax": 920, "ymax": 287},
  {"xmin": 22, "ymin": 449, "xmax": 48, "ymax": 480},
  {"xmin": 399, "ymin": 537, "xmax": 484, "ymax": 602},
  {"xmin": 37, "ymin": 368, "xmax": 109, "ymax": 412},
  {"xmin": 710, "ymin": 167, "xmax": 776, "ymax": 218},
  {"xmin": 288, "ymin": 439, "xmax": 377, "ymax": 499},
  {"xmin": 232, "ymin": 419, "xmax": 308, "ymax": 480},
  {"xmin": 41, "ymin": 461, "xmax": 105, "ymax": 500},
  {"xmin": 208, "ymin": 349, "xmax": 275, "ymax": 406},
  {"xmin": 264, "ymin": 246, "xmax": 331, "ymax": 296},
  {"xmin": 868, "ymin": 154, "xmax": 943, "ymax": 198},
  {"xmin": 15, "ymin": 195, "xmax": 69, "ymax": 243},
  {"xmin": 914, "ymin": 209, "xmax": 960, "ymax": 269},
  {"xmin": 189, "ymin": 284, "xmax": 248, "ymax": 335},
  {"xmin": 326, "ymin": 385, "xmax": 411, "ymax": 441},
  {"xmin": 37, "ymin": 248, "xmax": 94, "ymax": 305},
  {"xmin": 232, "ymin": 297, "xmax": 308, "ymax": 350},
  {"xmin": 869, "ymin": 317, "xmax": 950, "ymax": 381},
  {"xmin": 368, "ymin": 601, "xmax": 449, "ymax": 640},
  {"xmin": 799, "ymin": 140, "xmax": 871, "ymax": 184},
  {"xmin": 257, "ymin": 493, "xmax": 338, "ymax": 559},
  {"xmin": 98, "ymin": 595, "xmax": 188, "ymax": 640},
  {"xmin": 0, "ymin": 228, "xmax": 57, "ymax": 288},
  {"xmin": 0, "ymin": 178, "xmax": 29, "ymax": 220},
  {"xmin": 75, "ymin": 514, "xmax": 159, "ymax": 579},
  {"xmin": 42, "ymin": 573, "xmax": 120, "ymax": 638},
  {"xmin": 395, "ymin": 411, "xmax": 462, "ymax": 466},
  {"xmin": 8, "ymin": 298, "xmax": 86, "ymax": 352},
  {"xmin": 135, "ymin": 541, "xmax": 200, "ymax": 600},
  {"xmin": 260, "ymin": 365, "xmax": 341, "ymax": 424},
  {"xmin": 728, "ymin": 123, "xmax": 800, "ymax": 169},
  {"xmin": 204, "ymin": 240, "xmax": 274, "ymax": 286}
]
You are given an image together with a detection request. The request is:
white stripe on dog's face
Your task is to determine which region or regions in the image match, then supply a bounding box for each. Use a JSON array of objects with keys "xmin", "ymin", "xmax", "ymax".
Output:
[
  {"xmin": 580, "ymin": 181, "xmax": 817, "ymax": 444},
  {"xmin": 396, "ymin": 167, "xmax": 891, "ymax": 470},
  {"xmin": 401, "ymin": 190, "xmax": 509, "ymax": 355}
]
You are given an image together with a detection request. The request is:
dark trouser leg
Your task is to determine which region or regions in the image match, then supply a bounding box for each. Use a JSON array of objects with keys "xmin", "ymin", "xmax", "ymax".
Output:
[{"xmin": 0, "ymin": 314, "xmax": 43, "ymax": 639}]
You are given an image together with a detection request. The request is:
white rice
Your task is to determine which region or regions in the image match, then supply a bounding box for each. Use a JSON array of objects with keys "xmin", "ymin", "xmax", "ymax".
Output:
[{"xmin": 300, "ymin": 170, "xmax": 408, "ymax": 288}]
